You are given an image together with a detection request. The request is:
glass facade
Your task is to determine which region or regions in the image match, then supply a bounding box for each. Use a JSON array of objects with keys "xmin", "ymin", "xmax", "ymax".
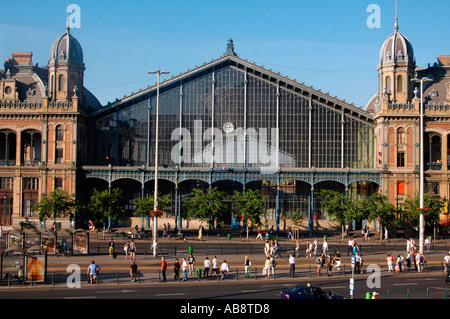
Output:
[
  {"xmin": 84, "ymin": 58, "xmax": 378, "ymax": 227},
  {"xmin": 87, "ymin": 60, "xmax": 374, "ymax": 170}
]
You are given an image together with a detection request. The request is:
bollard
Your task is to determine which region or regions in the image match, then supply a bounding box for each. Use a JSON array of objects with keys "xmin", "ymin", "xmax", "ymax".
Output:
[
  {"xmin": 427, "ymin": 288, "xmax": 429, "ymax": 299},
  {"xmin": 406, "ymin": 289, "xmax": 409, "ymax": 299},
  {"xmin": 387, "ymin": 290, "xmax": 390, "ymax": 299},
  {"xmin": 52, "ymin": 272, "xmax": 55, "ymax": 286}
]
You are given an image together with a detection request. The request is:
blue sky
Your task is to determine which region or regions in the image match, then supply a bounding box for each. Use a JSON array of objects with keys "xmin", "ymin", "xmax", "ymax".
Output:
[{"xmin": 0, "ymin": 0, "xmax": 448, "ymax": 107}]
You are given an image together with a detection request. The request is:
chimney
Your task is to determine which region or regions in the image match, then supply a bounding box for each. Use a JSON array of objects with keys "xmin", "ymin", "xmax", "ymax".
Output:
[{"xmin": 10, "ymin": 51, "xmax": 33, "ymax": 65}]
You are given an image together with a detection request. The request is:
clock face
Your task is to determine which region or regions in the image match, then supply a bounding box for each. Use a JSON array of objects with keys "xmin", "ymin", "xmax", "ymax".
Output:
[{"xmin": 223, "ymin": 122, "xmax": 234, "ymax": 133}]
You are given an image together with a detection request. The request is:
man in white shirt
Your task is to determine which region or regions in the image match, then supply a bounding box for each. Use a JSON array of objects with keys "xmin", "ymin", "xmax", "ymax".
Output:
[
  {"xmin": 289, "ymin": 254, "xmax": 296, "ymax": 278},
  {"xmin": 203, "ymin": 257, "xmax": 211, "ymax": 277},
  {"xmin": 322, "ymin": 239, "xmax": 328, "ymax": 257},
  {"xmin": 444, "ymin": 252, "xmax": 450, "ymax": 276},
  {"xmin": 220, "ymin": 260, "xmax": 229, "ymax": 280},
  {"xmin": 347, "ymin": 237, "xmax": 354, "ymax": 256}
]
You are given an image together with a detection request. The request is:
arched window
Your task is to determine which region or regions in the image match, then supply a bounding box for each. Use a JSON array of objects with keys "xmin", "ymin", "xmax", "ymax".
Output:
[
  {"xmin": 56, "ymin": 125, "xmax": 64, "ymax": 142},
  {"xmin": 58, "ymin": 74, "xmax": 65, "ymax": 92},
  {"xmin": 385, "ymin": 76, "xmax": 391, "ymax": 94},
  {"xmin": 397, "ymin": 75, "xmax": 403, "ymax": 93},
  {"xmin": 397, "ymin": 127, "xmax": 405, "ymax": 144}
]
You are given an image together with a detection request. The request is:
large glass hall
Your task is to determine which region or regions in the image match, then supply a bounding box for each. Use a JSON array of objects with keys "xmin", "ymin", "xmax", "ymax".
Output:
[{"xmin": 82, "ymin": 54, "xmax": 380, "ymax": 229}]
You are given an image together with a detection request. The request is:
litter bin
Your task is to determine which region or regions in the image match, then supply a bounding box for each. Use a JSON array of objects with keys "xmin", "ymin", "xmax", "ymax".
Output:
[
  {"xmin": 365, "ymin": 292, "xmax": 373, "ymax": 299},
  {"xmin": 227, "ymin": 234, "xmax": 231, "ymax": 240},
  {"xmin": 189, "ymin": 246, "xmax": 194, "ymax": 254},
  {"xmin": 196, "ymin": 267, "xmax": 202, "ymax": 279}
]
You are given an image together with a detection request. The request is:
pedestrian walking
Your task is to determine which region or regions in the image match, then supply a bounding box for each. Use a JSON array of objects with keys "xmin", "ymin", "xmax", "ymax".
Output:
[
  {"xmin": 124, "ymin": 241, "xmax": 130, "ymax": 259},
  {"xmin": 316, "ymin": 253, "xmax": 324, "ymax": 276},
  {"xmin": 386, "ymin": 253, "xmax": 394, "ymax": 272},
  {"xmin": 161, "ymin": 257, "xmax": 167, "ymax": 282},
  {"xmin": 289, "ymin": 254, "xmax": 296, "ymax": 278},
  {"xmin": 203, "ymin": 257, "xmax": 211, "ymax": 277},
  {"xmin": 108, "ymin": 238, "xmax": 115, "ymax": 256},
  {"xmin": 220, "ymin": 260, "xmax": 229, "ymax": 280},
  {"xmin": 244, "ymin": 256, "xmax": 251, "ymax": 278},
  {"xmin": 334, "ymin": 253, "xmax": 342, "ymax": 271},
  {"xmin": 211, "ymin": 256, "xmax": 219, "ymax": 276},
  {"xmin": 415, "ymin": 252, "xmax": 424, "ymax": 273},
  {"xmin": 322, "ymin": 238, "xmax": 328, "ymax": 257},
  {"xmin": 444, "ymin": 252, "xmax": 450, "ymax": 276},
  {"xmin": 129, "ymin": 239, "xmax": 136, "ymax": 261},
  {"xmin": 406, "ymin": 251, "xmax": 412, "ymax": 271},
  {"xmin": 182, "ymin": 257, "xmax": 188, "ymax": 281},
  {"xmin": 305, "ymin": 240, "xmax": 313, "ymax": 258},
  {"xmin": 425, "ymin": 237, "xmax": 432, "ymax": 252},
  {"xmin": 273, "ymin": 240, "xmax": 282, "ymax": 259},
  {"xmin": 295, "ymin": 239, "xmax": 300, "ymax": 257},
  {"xmin": 130, "ymin": 261, "xmax": 138, "ymax": 282},
  {"xmin": 87, "ymin": 260, "xmax": 100, "ymax": 284},
  {"xmin": 347, "ymin": 237, "xmax": 354, "ymax": 256},
  {"xmin": 173, "ymin": 258, "xmax": 181, "ymax": 281},
  {"xmin": 256, "ymin": 228, "xmax": 263, "ymax": 241},
  {"xmin": 263, "ymin": 256, "xmax": 271, "ymax": 278},
  {"xmin": 326, "ymin": 255, "xmax": 334, "ymax": 276},
  {"xmin": 313, "ymin": 238, "xmax": 318, "ymax": 256},
  {"xmin": 354, "ymin": 253, "xmax": 361, "ymax": 274},
  {"xmin": 188, "ymin": 253, "xmax": 195, "ymax": 275},
  {"xmin": 396, "ymin": 255, "xmax": 403, "ymax": 272}
]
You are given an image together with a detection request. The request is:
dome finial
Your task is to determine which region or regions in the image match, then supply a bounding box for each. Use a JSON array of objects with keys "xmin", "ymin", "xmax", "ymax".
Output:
[
  {"xmin": 394, "ymin": 0, "xmax": 399, "ymax": 32},
  {"xmin": 66, "ymin": 0, "xmax": 71, "ymax": 34}
]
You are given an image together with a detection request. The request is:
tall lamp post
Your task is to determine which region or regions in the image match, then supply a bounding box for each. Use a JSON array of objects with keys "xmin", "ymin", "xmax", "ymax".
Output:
[
  {"xmin": 148, "ymin": 69, "xmax": 170, "ymax": 257},
  {"xmin": 411, "ymin": 76, "xmax": 432, "ymax": 255}
]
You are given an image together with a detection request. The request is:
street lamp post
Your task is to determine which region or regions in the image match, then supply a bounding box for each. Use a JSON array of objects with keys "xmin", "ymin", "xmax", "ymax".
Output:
[
  {"xmin": 148, "ymin": 70, "xmax": 170, "ymax": 257},
  {"xmin": 411, "ymin": 77, "xmax": 432, "ymax": 255}
]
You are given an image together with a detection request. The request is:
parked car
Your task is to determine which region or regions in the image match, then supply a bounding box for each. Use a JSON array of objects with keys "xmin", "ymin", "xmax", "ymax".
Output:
[{"xmin": 280, "ymin": 284, "xmax": 345, "ymax": 299}]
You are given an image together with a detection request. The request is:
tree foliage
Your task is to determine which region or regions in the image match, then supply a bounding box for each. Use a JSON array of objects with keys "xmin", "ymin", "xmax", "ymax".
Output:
[
  {"xmin": 88, "ymin": 188, "xmax": 127, "ymax": 224},
  {"xmin": 34, "ymin": 190, "xmax": 76, "ymax": 222},
  {"xmin": 232, "ymin": 189, "xmax": 266, "ymax": 227},
  {"xmin": 403, "ymin": 193, "xmax": 443, "ymax": 227},
  {"xmin": 134, "ymin": 194, "xmax": 171, "ymax": 218},
  {"xmin": 183, "ymin": 187, "xmax": 227, "ymax": 227}
]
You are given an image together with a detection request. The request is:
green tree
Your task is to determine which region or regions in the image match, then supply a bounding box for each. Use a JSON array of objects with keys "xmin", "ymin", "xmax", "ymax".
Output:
[
  {"xmin": 34, "ymin": 190, "xmax": 76, "ymax": 227},
  {"xmin": 363, "ymin": 193, "xmax": 396, "ymax": 241},
  {"xmin": 403, "ymin": 193, "xmax": 443, "ymax": 227},
  {"xmin": 88, "ymin": 188, "xmax": 126, "ymax": 230},
  {"xmin": 183, "ymin": 187, "xmax": 227, "ymax": 228},
  {"xmin": 232, "ymin": 189, "xmax": 266, "ymax": 241},
  {"xmin": 319, "ymin": 189, "xmax": 354, "ymax": 241},
  {"xmin": 134, "ymin": 194, "xmax": 172, "ymax": 227}
]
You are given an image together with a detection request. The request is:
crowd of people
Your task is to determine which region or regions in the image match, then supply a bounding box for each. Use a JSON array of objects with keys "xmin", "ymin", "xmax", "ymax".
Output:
[{"xmin": 91, "ymin": 230, "xmax": 449, "ymax": 284}]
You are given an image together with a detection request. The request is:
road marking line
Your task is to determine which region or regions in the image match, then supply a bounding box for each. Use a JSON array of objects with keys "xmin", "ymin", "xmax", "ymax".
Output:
[
  {"xmin": 393, "ymin": 283, "xmax": 418, "ymax": 286},
  {"xmin": 64, "ymin": 296, "xmax": 96, "ymax": 299},
  {"xmin": 156, "ymin": 293, "xmax": 186, "ymax": 296}
]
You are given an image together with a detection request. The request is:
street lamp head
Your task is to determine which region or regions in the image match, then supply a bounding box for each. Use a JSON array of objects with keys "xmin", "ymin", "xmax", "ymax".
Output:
[
  {"xmin": 148, "ymin": 70, "xmax": 170, "ymax": 75},
  {"xmin": 411, "ymin": 77, "xmax": 432, "ymax": 82}
]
